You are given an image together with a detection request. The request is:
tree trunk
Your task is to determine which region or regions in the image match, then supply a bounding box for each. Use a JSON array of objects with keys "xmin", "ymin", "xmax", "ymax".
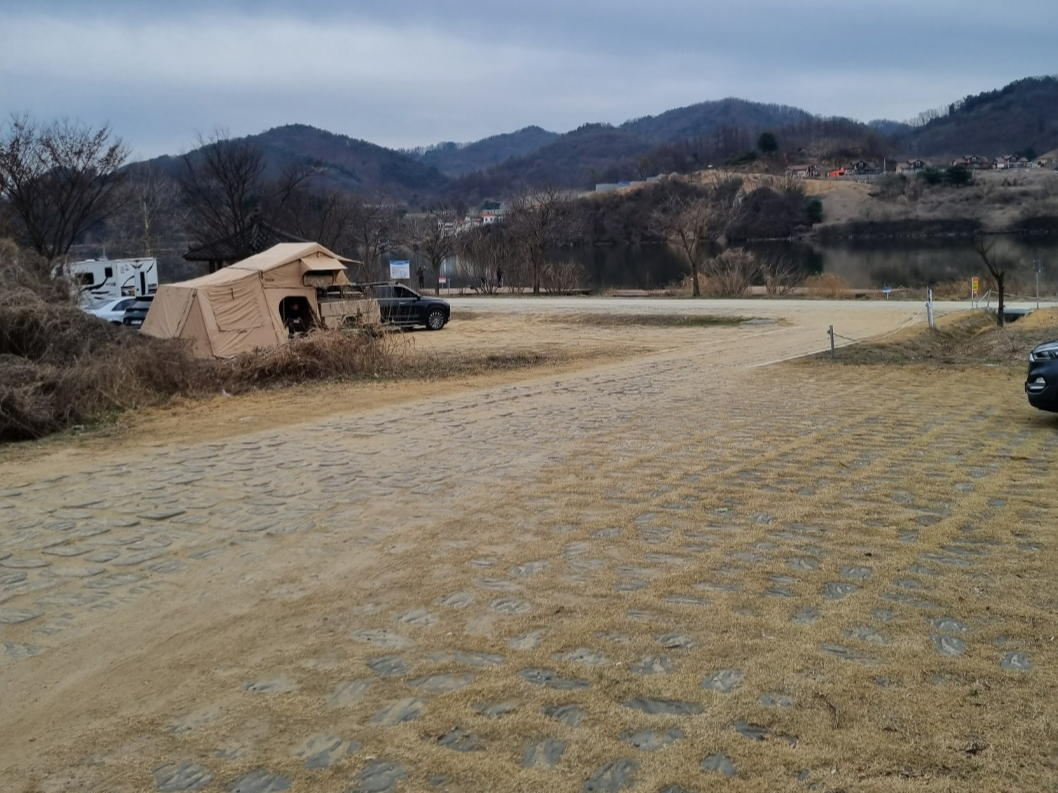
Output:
[
  {"xmin": 691, "ymin": 262, "xmax": 701, "ymax": 297},
  {"xmin": 996, "ymin": 274, "xmax": 1005, "ymax": 327},
  {"xmin": 532, "ymin": 257, "xmax": 540, "ymax": 295}
]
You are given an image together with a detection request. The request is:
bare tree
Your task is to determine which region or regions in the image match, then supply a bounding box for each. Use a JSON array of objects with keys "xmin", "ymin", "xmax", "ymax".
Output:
[
  {"xmin": 404, "ymin": 205, "xmax": 460, "ymax": 286},
  {"xmin": 459, "ymin": 224, "xmax": 514, "ymax": 293},
  {"xmin": 177, "ymin": 129, "xmax": 266, "ymax": 246},
  {"xmin": 0, "ymin": 115, "xmax": 130, "ymax": 261},
  {"xmin": 506, "ymin": 186, "xmax": 576, "ymax": 294},
  {"xmin": 348, "ymin": 195, "xmax": 396, "ymax": 282},
  {"xmin": 652, "ymin": 195, "xmax": 713, "ymax": 297},
  {"xmin": 974, "ymin": 234, "xmax": 1014, "ymax": 327},
  {"xmin": 650, "ymin": 176, "xmax": 743, "ymax": 297},
  {"xmin": 270, "ymin": 183, "xmax": 359, "ymax": 255},
  {"xmin": 108, "ymin": 164, "xmax": 185, "ymax": 256}
]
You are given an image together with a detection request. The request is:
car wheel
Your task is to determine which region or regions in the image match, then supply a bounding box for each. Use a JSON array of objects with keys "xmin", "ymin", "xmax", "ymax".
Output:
[{"xmin": 426, "ymin": 309, "xmax": 447, "ymax": 330}]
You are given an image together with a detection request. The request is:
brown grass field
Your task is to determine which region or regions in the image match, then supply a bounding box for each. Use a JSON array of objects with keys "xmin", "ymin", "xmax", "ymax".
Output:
[{"xmin": 2, "ymin": 299, "xmax": 1057, "ymax": 793}]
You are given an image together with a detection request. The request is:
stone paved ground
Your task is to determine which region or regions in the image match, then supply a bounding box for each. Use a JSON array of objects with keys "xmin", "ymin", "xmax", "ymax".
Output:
[{"xmin": 2, "ymin": 300, "xmax": 1056, "ymax": 792}]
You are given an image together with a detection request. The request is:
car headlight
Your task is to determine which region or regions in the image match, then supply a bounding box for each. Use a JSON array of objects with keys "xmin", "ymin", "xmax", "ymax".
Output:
[{"xmin": 1030, "ymin": 344, "xmax": 1058, "ymax": 362}]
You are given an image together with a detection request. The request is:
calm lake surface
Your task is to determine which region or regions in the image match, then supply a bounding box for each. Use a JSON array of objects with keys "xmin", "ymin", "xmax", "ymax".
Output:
[{"xmin": 558, "ymin": 236, "xmax": 1058, "ymax": 293}]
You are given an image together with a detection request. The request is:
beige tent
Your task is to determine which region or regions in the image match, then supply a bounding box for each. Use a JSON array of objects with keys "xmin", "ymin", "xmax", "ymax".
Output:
[{"xmin": 142, "ymin": 242, "xmax": 354, "ymax": 359}]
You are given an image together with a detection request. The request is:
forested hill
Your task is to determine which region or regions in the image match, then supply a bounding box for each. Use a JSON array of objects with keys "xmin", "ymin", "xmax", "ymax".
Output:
[
  {"xmin": 409, "ymin": 126, "xmax": 560, "ymax": 177},
  {"xmin": 143, "ymin": 124, "xmax": 448, "ymax": 203},
  {"xmin": 442, "ymin": 100, "xmax": 838, "ymax": 202},
  {"xmin": 901, "ymin": 76, "xmax": 1058, "ymax": 158},
  {"xmin": 621, "ymin": 98, "xmax": 814, "ymax": 141}
]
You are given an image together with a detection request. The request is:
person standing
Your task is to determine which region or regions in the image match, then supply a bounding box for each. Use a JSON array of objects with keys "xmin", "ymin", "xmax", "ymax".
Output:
[
  {"xmin": 416, "ymin": 265, "xmax": 425, "ymax": 290},
  {"xmin": 496, "ymin": 265, "xmax": 503, "ymax": 291}
]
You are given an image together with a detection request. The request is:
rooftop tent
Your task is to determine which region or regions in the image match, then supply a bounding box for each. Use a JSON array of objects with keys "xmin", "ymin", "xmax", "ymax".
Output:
[{"xmin": 142, "ymin": 242, "xmax": 353, "ymax": 359}]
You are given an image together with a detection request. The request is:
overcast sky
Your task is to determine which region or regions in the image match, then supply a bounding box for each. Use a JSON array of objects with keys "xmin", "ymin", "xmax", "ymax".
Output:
[{"xmin": 2, "ymin": 1, "xmax": 1055, "ymax": 160}]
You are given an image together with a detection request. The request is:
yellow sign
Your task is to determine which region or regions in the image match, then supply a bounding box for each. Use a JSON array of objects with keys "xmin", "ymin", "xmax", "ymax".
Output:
[{"xmin": 972, "ymin": 276, "xmax": 980, "ymax": 298}]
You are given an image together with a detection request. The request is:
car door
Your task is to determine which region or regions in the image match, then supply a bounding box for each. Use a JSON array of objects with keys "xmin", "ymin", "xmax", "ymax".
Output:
[
  {"xmin": 391, "ymin": 285, "xmax": 419, "ymax": 325},
  {"xmin": 372, "ymin": 285, "xmax": 398, "ymax": 324},
  {"xmin": 109, "ymin": 298, "xmax": 135, "ymax": 322}
]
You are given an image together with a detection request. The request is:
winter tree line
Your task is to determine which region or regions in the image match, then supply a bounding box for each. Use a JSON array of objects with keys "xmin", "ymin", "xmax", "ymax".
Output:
[{"xmin": 1, "ymin": 115, "xmax": 825, "ymax": 296}]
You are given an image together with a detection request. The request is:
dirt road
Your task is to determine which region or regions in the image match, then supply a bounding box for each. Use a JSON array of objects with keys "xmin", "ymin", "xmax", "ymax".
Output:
[{"xmin": 2, "ymin": 299, "xmax": 1055, "ymax": 792}]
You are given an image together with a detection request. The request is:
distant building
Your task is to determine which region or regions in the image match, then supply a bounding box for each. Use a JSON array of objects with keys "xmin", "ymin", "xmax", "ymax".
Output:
[
  {"xmin": 784, "ymin": 164, "xmax": 818, "ymax": 179},
  {"xmin": 895, "ymin": 159, "xmax": 927, "ymax": 175},
  {"xmin": 952, "ymin": 155, "xmax": 984, "ymax": 170}
]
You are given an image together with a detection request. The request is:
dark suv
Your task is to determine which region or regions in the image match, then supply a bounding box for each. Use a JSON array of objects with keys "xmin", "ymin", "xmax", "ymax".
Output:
[
  {"xmin": 369, "ymin": 283, "xmax": 450, "ymax": 330},
  {"xmin": 122, "ymin": 294, "xmax": 154, "ymax": 329},
  {"xmin": 1026, "ymin": 340, "xmax": 1058, "ymax": 411}
]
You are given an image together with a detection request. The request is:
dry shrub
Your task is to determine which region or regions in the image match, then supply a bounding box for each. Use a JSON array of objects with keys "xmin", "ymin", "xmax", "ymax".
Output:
[
  {"xmin": 227, "ymin": 330, "xmax": 399, "ymax": 386},
  {"xmin": 1, "ymin": 289, "xmax": 134, "ymax": 364},
  {"xmin": 701, "ymin": 248, "xmax": 758, "ymax": 296},
  {"xmin": 0, "ymin": 238, "xmax": 73, "ymax": 304},
  {"xmin": 1, "ymin": 321, "xmax": 400, "ymax": 442},
  {"xmin": 668, "ymin": 274, "xmax": 695, "ymax": 296},
  {"xmin": 804, "ymin": 272, "xmax": 851, "ymax": 298},
  {"xmin": 540, "ymin": 260, "xmax": 586, "ymax": 294},
  {"xmin": 760, "ymin": 256, "xmax": 803, "ymax": 296},
  {"xmin": 0, "ymin": 296, "xmax": 206, "ymax": 441}
]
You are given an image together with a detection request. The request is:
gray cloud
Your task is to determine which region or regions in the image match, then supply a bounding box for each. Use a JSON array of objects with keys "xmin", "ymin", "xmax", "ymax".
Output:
[{"xmin": 2, "ymin": 1, "xmax": 1055, "ymax": 158}]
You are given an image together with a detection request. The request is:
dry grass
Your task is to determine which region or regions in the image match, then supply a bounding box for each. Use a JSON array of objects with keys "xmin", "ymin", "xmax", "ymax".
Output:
[
  {"xmin": 5, "ymin": 297, "xmax": 1058, "ymax": 792},
  {"xmin": 804, "ymin": 273, "xmax": 853, "ymax": 298},
  {"xmin": 0, "ymin": 289, "xmax": 207, "ymax": 441},
  {"xmin": 227, "ymin": 329, "xmax": 400, "ymax": 386},
  {"xmin": 807, "ymin": 309, "xmax": 1058, "ymax": 367},
  {"xmin": 18, "ymin": 363, "xmax": 1056, "ymax": 793}
]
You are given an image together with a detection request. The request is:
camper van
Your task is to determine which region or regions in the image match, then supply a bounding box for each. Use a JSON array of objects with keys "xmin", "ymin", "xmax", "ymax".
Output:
[{"xmin": 60, "ymin": 258, "xmax": 159, "ymax": 306}]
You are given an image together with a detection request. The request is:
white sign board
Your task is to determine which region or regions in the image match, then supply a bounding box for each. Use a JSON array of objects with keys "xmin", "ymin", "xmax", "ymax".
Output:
[{"xmin": 389, "ymin": 260, "xmax": 411, "ymax": 280}]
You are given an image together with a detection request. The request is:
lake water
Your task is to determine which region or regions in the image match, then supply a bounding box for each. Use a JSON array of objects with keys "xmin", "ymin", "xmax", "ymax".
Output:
[{"xmin": 558, "ymin": 236, "xmax": 1058, "ymax": 294}]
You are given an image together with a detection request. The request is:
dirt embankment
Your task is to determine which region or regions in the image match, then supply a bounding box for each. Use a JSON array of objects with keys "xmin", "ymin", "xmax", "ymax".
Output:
[
  {"xmin": 675, "ymin": 167, "xmax": 1058, "ymax": 240},
  {"xmin": 808, "ymin": 168, "xmax": 1058, "ymax": 238}
]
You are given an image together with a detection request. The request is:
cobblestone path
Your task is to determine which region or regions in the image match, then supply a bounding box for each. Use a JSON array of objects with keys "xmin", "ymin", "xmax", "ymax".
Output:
[{"xmin": 2, "ymin": 302, "xmax": 1055, "ymax": 792}]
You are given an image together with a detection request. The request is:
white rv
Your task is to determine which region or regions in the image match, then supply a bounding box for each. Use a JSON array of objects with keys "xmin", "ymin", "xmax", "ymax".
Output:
[{"xmin": 60, "ymin": 258, "xmax": 159, "ymax": 306}]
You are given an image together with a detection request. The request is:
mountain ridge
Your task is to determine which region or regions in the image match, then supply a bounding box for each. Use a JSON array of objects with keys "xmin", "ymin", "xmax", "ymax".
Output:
[{"xmin": 132, "ymin": 76, "xmax": 1058, "ymax": 204}]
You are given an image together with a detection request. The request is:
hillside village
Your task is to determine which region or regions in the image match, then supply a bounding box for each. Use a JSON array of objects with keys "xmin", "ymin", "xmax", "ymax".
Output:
[{"xmin": 784, "ymin": 153, "xmax": 1055, "ymax": 181}]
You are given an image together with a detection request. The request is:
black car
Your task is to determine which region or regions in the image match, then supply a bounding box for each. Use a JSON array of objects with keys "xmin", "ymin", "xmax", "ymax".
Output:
[
  {"xmin": 369, "ymin": 283, "xmax": 450, "ymax": 330},
  {"xmin": 1026, "ymin": 339, "xmax": 1058, "ymax": 411},
  {"xmin": 121, "ymin": 294, "xmax": 155, "ymax": 329}
]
